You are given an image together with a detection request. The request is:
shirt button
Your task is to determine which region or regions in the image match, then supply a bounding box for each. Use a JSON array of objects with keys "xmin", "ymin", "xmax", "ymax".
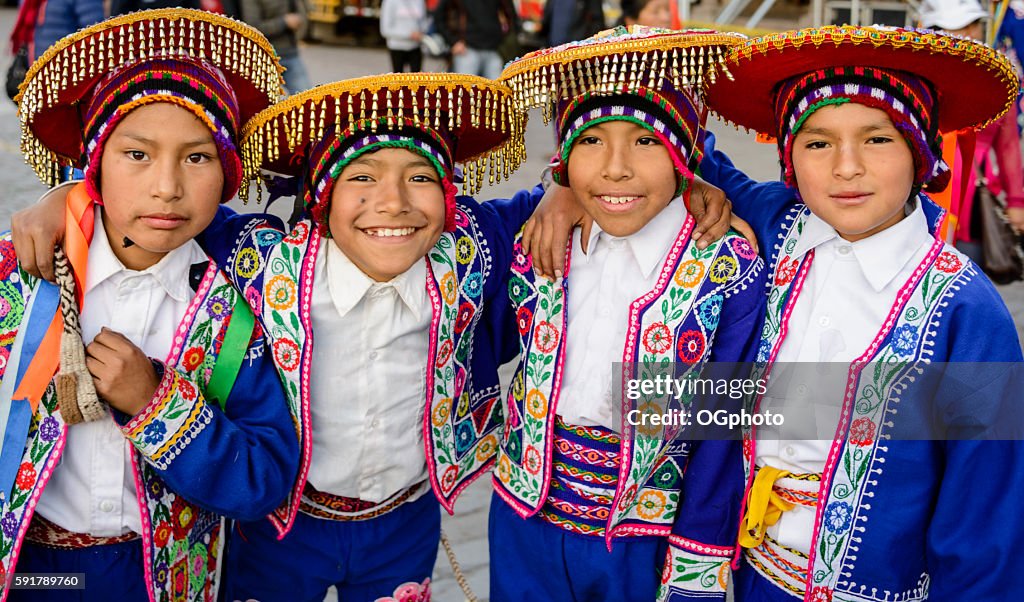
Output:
[
  {"xmin": 785, "ymin": 446, "xmax": 796, "ymax": 457},
  {"xmin": 370, "ymin": 419, "xmax": 380, "ymax": 429},
  {"xmin": 837, "ymin": 245, "xmax": 851, "ymax": 255},
  {"xmin": 796, "ymin": 384, "xmax": 808, "ymax": 397},
  {"xmin": 369, "ymin": 351, "xmax": 379, "ymax": 360},
  {"xmin": 818, "ymin": 315, "xmax": 831, "ymax": 328},
  {"xmin": 99, "ymin": 500, "xmax": 114, "ymax": 513}
]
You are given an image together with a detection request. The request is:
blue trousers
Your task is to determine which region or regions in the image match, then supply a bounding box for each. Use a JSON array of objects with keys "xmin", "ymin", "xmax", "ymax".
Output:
[
  {"xmin": 8, "ymin": 539, "xmax": 146, "ymax": 602},
  {"xmin": 488, "ymin": 492, "xmax": 664, "ymax": 602},
  {"xmin": 733, "ymin": 559, "xmax": 802, "ymax": 602},
  {"xmin": 223, "ymin": 492, "xmax": 441, "ymax": 602}
]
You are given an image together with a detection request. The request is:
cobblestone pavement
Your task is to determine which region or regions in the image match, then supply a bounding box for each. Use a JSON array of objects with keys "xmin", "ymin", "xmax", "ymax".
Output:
[{"xmin": 1, "ymin": 9, "xmax": 1022, "ymax": 601}]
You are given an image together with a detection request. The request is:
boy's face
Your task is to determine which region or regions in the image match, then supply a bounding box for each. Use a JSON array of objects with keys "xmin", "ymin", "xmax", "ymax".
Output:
[
  {"xmin": 328, "ymin": 147, "xmax": 445, "ymax": 282},
  {"xmin": 792, "ymin": 103, "xmax": 915, "ymax": 242},
  {"xmin": 100, "ymin": 103, "xmax": 224, "ymax": 270},
  {"xmin": 566, "ymin": 120, "xmax": 678, "ymax": 238}
]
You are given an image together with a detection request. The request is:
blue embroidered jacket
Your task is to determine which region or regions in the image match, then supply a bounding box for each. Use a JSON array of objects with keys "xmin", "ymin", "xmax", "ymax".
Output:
[
  {"xmin": 199, "ymin": 187, "xmax": 542, "ymax": 534},
  {"xmin": 0, "ymin": 234, "xmax": 298, "ymax": 602},
  {"xmin": 491, "ymin": 193, "xmax": 767, "ymax": 601},
  {"xmin": 701, "ymin": 132, "xmax": 1024, "ymax": 602}
]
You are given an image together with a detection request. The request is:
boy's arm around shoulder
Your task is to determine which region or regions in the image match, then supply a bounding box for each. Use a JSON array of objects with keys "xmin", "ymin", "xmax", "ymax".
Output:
[
  {"xmin": 117, "ymin": 318, "xmax": 299, "ymax": 521},
  {"xmin": 657, "ymin": 233, "xmax": 767, "ymax": 601}
]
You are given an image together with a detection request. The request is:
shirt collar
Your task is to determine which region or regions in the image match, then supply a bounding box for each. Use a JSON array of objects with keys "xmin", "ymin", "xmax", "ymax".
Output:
[
  {"xmin": 792, "ymin": 200, "xmax": 931, "ymax": 292},
  {"xmin": 324, "ymin": 241, "xmax": 427, "ymax": 320},
  {"xmin": 850, "ymin": 199, "xmax": 931, "ymax": 292},
  {"xmin": 581, "ymin": 197, "xmax": 686, "ymax": 279},
  {"xmin": 85, "ymin": 209, "xmax": 204, "ymax": 302}
]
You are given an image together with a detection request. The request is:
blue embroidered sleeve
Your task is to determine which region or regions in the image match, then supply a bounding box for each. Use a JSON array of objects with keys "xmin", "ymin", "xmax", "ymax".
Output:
[
  {"xmin": 470, "ymin": 184, "xmax": 545, "ymax": 365},
  {"xmin": 196, "ymin": 205, "xmax": 287, "ymax": 268},
  {"xmin": 121, "ymin": 330, "xmax": 299, "ymax": 521}
]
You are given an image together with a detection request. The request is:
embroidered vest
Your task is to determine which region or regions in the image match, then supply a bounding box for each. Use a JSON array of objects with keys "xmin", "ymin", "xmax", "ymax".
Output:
[
  {"xmin": 743, "ymin": 204, "xmax": 972, "ymax": 602},
  {"xmin": 494, "ymin": 213, "xmax": 764, "ymax": 545},
  {"xmin": 225, "ymin": 204, "xmax": 505, "ymax": 525},
  {"xmin": 0, "ymin": 250, "xmax": 254, "ymax": 602}
]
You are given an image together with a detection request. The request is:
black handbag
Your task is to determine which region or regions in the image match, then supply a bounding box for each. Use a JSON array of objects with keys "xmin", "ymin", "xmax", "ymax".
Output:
[
  {"xmin": 975, "ymin": 179, "xmax": 1024, "ymax": 284},
  {"xmin": 5, "ymin": 46, "xmax": 29, "ymax": 101}
]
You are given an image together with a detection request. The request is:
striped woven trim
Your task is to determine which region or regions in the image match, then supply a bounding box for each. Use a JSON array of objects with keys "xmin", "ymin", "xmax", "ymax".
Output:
[
  {"xmin": 539, "ymin": 419, "xmax": 620, "ymax": 537},
  {"xmin": 745, "ymin": 534, "xmax": 809, "ymax": 597}
]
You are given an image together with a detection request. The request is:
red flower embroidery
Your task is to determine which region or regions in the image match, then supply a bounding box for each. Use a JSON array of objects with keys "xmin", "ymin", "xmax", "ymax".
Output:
[
  {"xmin": 0, "ymin": 240, "xmax": 17, "ymax": 281},
  {"xmin": 454, "ymin": 302, "xmax": 475, "ymax": 334},
  {"xmin": 517, "ymin": 307, "xmax": 533, "ymax": 336},
  {"xmin": 524, "ymin": 446, "xmax": 542, "ymax": 474},
  {"xmin": 178, "ymin": 379, "xmax": 197, "ymax": 402},
  {"xmin": 618, "ymin": 484, "xmax": 638, "ymax": 510},
  {"xmin": 171, "ymin": 497, "xmax": 197, "ymax": 539},
  {"xmin": 935, "ymin": 251, "xmax": 962, "ymax": 274},
  {"xmin": 676, "ymin": 330, "xmax": 706, "ymax": 364},
  {"xmin": 849, "ymin": 418, "xmax": 876, "ymax": 447},
  {"xmin": 154, "ymin": 521, "xmax": 172, "ymax": 547},
  {"xmin": 810, "ymin": 587, "xmax": 833, "ymax": 602},
  {"xmin": 282, "ymin": 221, "xmax": 310, "ymax": 245},
  {"xmin": 441, "ymin": 465, "xmax": 459, "ymax": 493},
  {"xmin": 533, "ymin": 321, "xmax": 559, "ymax": 353},
  {"xmin": 642, "ymin": 322, "xmax": 672, "ymax": 354},
  {"xmin": 273, "ymin": 338, "xmax": 301, "ymax": 371},
  {"xmin": 775, "ymin": 257, "xmax": 798, "ymax": 286},
  {"xmin": 437, "ymin": 340, "xmax": 454, "ymax": 367},
  {"xmin": 15, "ymin": 462, "xmax": 36, "ymax": 490},
  {"xmin": 182, "ymin": 347, "xmax": 205, "ymax": 371}
]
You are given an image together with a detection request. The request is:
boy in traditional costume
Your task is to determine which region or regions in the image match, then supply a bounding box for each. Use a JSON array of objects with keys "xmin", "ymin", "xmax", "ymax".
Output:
[
  {"xmin": 192, "ymin": 74, "xmax": 531, "ymax": 601},
  {"xmin": 697, "ymin": 25, "xmax": 1024, "ymax": 600},
  {"xmin": 0, "ymin": 9, "xmax": 298, "ymax": 602},
  {"xmin": 491, "ymin": 26, "xmax": 767, "ymax": 601}
]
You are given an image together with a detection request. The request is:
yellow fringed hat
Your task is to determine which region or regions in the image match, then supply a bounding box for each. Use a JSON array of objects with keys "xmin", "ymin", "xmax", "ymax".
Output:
[{"xmin": 17, "ymin": 8, "xmax": 284, "ymax": 187}]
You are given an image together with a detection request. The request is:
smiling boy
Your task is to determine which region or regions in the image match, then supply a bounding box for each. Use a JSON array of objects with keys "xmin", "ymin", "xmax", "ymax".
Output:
[
  {"xmin": 492, "ymin": 26, "xmax": 766, "ymax": 601},
  {"xmin": 699, "ymin": 25, "xmax": 1024, "ymax": 601},
  {"xmin": 0, "ymin": 10, "xmax": 297, "ymax": 602}
]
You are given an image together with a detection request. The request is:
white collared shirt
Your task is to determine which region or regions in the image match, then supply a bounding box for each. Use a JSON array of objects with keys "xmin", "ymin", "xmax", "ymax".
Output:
[
  {"xmin": 756, "ymin": 200, "xmax": 933, "ymax": 555},
  {"xmin": 36, "ymin": 209, "xmax": 206, "ymax": 536},
  {"xmin": 558, "ymin": 198, "xmax": 686, "ymax": 430},
  {"xmin": 306, "ymin": 241, "xmax": 431, "ymax": 502}
]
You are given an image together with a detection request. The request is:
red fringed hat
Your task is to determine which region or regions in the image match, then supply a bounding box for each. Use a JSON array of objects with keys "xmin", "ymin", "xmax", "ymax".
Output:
[
  {"xmin": 704, "ymin": 25, "xmax": 1018, "ymax": 137},
  {"xmin": 17, "ymin": 9, "xmax": 284, "ymax": 188}
]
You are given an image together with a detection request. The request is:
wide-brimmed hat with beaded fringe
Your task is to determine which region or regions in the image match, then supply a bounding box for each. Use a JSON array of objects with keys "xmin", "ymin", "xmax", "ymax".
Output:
[
  {"xmin": 238, "ymin": 73, "xmax": 526, "ymax": 232},
  {"xmin": 703, "ymin": 26, "xmax": 1018, "ymax": 190},
  {"xmin": 17, "ymin": 8, "xmax": 284, "ymax": 191},
  {"xmin": 500, "ymin": 25, "xmax": 746, "ymax": 188}
]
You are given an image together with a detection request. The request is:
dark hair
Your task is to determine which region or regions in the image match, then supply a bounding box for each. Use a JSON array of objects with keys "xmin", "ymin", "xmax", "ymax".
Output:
[{"xmin": 619, "ymin": 0, "xmax": 655, "ymax": 23}]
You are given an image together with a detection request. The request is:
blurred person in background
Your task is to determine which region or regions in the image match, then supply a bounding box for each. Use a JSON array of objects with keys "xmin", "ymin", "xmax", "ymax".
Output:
[
  {"xmin": 619, "ymin": 0, "xmax": 672, "ymax": 28},
  {"xmin": 241, "ymin": 0, "xmax": 312, "ymax": 92},
  {"xmin": 541, "ymin": 0, "xmax": 604, "ymax": 47},
  {"xmin": 381, "ymin": 0, "xmax": 427, "ymax": 72},
  {"xmin": 920, "ymin": 0, "xmax": 1024, "ymax": 255},
  {"xmin": 31, "ymin": 0, "xmax": 104, "ymax": 61},
  {"xmin": 434, "ymin": 0, "xmax": 517, "ymax": 79}
]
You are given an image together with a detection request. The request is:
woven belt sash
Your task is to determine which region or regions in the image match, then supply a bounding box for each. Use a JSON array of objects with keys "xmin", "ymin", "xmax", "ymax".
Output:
[
  {"xmin": 25, "ymin": 513, "xmax": 140, "ymax": 550},
  {"xmin": 298, "ymin": 480, "xmax": 428, "ymax": 522},
  {"xmin": 538, "ymin": 416, "xmax": 621, "ymax": 537}
]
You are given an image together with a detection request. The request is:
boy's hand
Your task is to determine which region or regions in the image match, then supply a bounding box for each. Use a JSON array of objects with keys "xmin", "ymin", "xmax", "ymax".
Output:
[
  {"xmin": 11, "ymin": 183, "xmax": 73, "ymax": 282},
  {"xmin": 86, "ymin": 328, "xmax": 160, "ymax": 417},
  {"xmin": 521, "ymin": 183, "xmax": 587, "ymax": 280},
  {"xmin": 689, "ymin": 178, "xmax": 759, "ymax": 254}
]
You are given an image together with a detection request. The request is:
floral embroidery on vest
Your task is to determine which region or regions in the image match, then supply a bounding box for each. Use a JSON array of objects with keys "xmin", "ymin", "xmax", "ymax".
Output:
[{"xmin": 425, "ymin": 206, "xmax": 502, "ymax": 513}]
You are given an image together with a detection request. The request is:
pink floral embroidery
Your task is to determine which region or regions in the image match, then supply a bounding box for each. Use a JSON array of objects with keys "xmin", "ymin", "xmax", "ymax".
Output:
[{"xmin": 374, "ymin": 578, "xmax": 431, "ymax": 602}]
